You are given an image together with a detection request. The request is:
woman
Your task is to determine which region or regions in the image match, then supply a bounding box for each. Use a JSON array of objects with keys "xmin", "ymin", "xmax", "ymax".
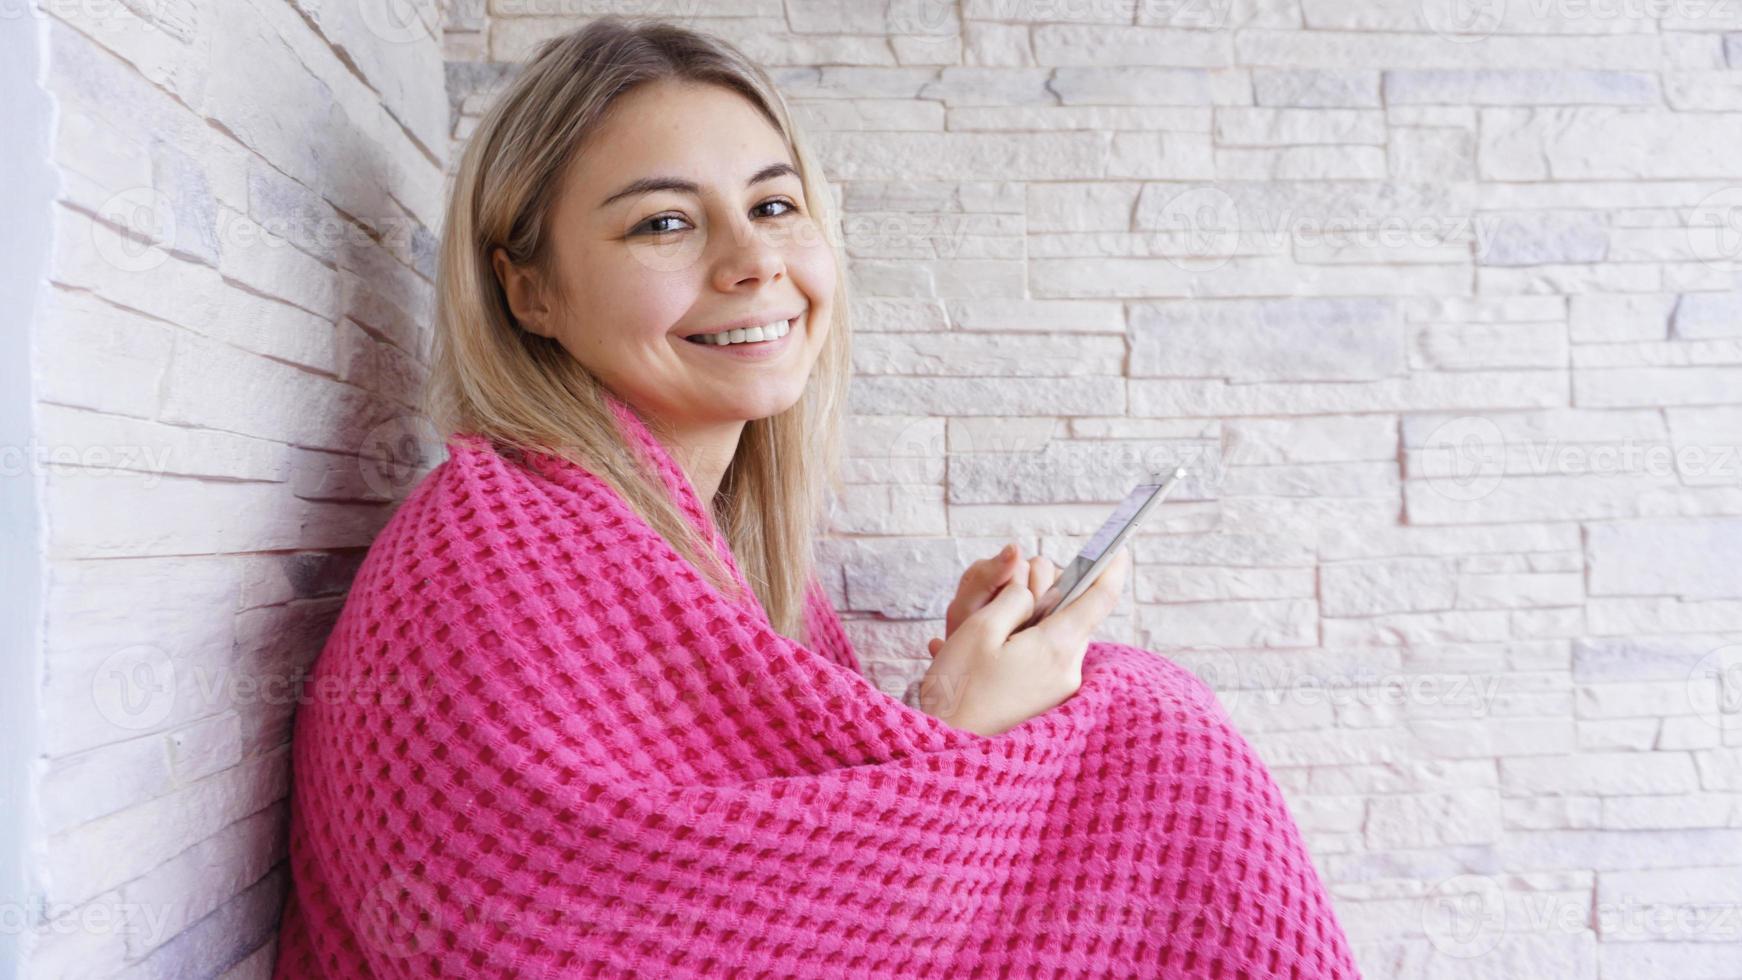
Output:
[{"xmin": 272, "ymin": 16, "xmax": 1362, "ymax": 979}]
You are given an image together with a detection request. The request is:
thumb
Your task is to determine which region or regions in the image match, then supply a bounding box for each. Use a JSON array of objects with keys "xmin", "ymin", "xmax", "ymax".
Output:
[{"xmin": 1039, "ymin": 546, "xmax": 1129, "ymax": 647}]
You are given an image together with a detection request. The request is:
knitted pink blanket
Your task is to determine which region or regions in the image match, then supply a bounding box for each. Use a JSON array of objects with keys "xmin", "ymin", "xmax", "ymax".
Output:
[{"xmin": 272, "ymin": 390, "xmax": 1362, "ymax": 978}]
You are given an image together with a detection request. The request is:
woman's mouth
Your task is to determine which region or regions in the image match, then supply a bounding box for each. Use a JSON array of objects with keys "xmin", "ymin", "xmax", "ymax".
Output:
[
  {"xmin": 680, "ymin": 315, "xmax": 800, "ymax": 361},
  {"xmin": 683, "ymin": 317, "xmax": 793, "ymax": 346}
]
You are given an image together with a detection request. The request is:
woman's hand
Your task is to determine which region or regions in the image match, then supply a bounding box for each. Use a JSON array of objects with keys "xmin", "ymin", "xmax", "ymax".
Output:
[
  {"xmin": 925, "ymin": 543, "xmax": 1062, "ymax": 658},
  {"xmin": 914, "ymin": 545, "xmax": 1131, "ymax": 737}
]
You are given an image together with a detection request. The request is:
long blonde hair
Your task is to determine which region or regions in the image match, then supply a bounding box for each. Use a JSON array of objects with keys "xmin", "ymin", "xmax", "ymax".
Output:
[{"xmin": 423, "ymin": 15, "xmax": 852, "ymax": 641}]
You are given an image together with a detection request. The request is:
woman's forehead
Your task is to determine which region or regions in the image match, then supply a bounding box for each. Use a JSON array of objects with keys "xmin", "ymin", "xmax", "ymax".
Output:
[{"xmin": 578, "ymin": 81, "xmax": 790, "ymax": 193}]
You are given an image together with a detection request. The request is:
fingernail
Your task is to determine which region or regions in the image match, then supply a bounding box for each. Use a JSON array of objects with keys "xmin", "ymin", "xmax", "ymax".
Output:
[{"xmin": 1002, "ymin": 542, "xmax": 1016, "ymax": 558}]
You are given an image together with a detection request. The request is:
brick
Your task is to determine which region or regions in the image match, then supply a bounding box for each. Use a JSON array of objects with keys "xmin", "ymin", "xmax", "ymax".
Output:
[
  {"xmin": 1322, "ymin": 557, "xmax": 1457, "ymax": 617},
  {"xmin": 1050, "ymin": 67, "xmax": 1252, "ymax": 105},
  {"xmin": 854, "ymin": 332, "xmax": 1123, "ymax": 376},
  {"xmin": 1032, "ymin": 25, "xmax": 1232, "ymax": 67},
  {"xmin": 1385, "ymin": 69, "xmax": 1659, "ymax": 106},
  {"xmin": 43, "ymin": 751, "xmax": 287, "ymax": 909},
  {"xmin": 1502, "ymin": 753, "xmax": 1699, "ymax": 796},
  {"xmin": 1215, "ymin": 107, "xmax": 1385, "ymax": 145},
  {"xmin": 1131, "ymin": 297, "xmax": 1405, "ymax": 382},
  {"xmin": 1672, "ymin": 292, "xmax": 1742, "ymax": 339},
  {"xmin": 1490, "ymin": 107, "xmax": 1742, "ymax": 180},
  {"xmin": 1476, "ymin": 210, "xmax": 1609, "ymax": 266},
  {"xmin": 1254, "ymin": 69, "xmax": 1380, "ymax": 107},
  {"xmin": 1238, "ymin": 29, "xmax": 1719, "ymax": 71},
  {"xmin": 1366, "ymin": 792, "xmax": 1504, "ymax": 848},
  {"xmin": 949, "ymin": 438, "xmax": 1215, "ymax": 504},
  {"xmin": 1588, "ymin": 519, "xmax": 1742, "ymax": 600},
  {"xmin": 1136, "ymin": 598, "xmax": 1317, "ymax": 649},
  {"xmin": 914, "ymin": 67, "xmax": 1052, "ymax": 106}
]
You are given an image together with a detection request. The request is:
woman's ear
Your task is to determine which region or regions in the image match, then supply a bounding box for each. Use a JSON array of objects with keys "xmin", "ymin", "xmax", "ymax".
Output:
[{"xmin": 492, "ymin": 246, "xmax": 554, "ymax": 338}]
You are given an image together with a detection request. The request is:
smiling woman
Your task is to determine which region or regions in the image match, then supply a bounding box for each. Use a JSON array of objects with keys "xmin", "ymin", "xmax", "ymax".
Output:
[
  {"xmin": 422, "ymin": 21, "xmax": 854, "ymax": 643},
  {"xmin": 487, "ymin": 78, "xmax": 839, "ymax": 514},
  {"xmin": 269, "ymin": 15, "xmax": 1362, "ymax": 980}
]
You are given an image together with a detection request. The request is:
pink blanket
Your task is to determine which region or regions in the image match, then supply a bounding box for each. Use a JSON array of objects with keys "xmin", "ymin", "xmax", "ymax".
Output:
[{"xmin": 272, "ymin": 390, "xmax": 1363, "ymax": 978}]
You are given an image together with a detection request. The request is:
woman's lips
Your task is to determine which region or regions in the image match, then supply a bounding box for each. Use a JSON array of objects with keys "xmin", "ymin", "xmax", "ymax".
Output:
[{"xmin": 679, "ymin": 316, "xmax": 799, "ymax": 361}]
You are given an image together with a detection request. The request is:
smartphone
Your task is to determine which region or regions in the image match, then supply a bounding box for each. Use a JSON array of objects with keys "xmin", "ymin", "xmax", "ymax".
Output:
[{"xmin": 1016, "ymin": 467, "xmax": 1188, "ymax": 632}]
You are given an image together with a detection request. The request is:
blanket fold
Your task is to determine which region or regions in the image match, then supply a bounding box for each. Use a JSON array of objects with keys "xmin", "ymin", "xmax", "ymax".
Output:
[{"xmin": 271, "ymin": 390, "xmax": 1363, "ymax": 978}]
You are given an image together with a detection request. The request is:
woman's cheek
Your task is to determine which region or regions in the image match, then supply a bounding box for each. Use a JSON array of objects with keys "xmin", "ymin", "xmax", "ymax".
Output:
[{"xmin": 788, "ymin": 223, "xmax": 837, "ymax": 298}]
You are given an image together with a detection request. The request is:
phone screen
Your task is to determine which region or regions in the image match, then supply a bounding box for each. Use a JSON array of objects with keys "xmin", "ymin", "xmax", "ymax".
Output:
[
  {"xmin": 1018, "ymin": 469, "xmax": 1186, "ymax": 632},
  {"xmin": 1080, "ymin": 482, "xmax": 1162, "ymax": 560}
]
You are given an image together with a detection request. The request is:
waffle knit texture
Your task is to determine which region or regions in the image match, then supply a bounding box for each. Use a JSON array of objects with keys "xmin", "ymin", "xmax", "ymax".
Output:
[{"xmin": 271, "ymin": 389, "xmax": 1363, "ymax": 978}]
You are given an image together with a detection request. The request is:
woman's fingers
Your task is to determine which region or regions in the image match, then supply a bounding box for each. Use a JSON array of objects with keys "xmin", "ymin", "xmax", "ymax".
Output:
[
  {"xmin": 962, "ymin": 575, "xmax": 1034, "ymax": 644},
  {"xmin": 947, "ymin": 543, "xmax": 1024, "ymax": 635},
  {"xmin": 1027, "ymin": 555, "xmax": 1056, "ymax": 597},
  {"xmin": 1039, "ymin": 546, "xmax": 1130, "ymax": 648}
]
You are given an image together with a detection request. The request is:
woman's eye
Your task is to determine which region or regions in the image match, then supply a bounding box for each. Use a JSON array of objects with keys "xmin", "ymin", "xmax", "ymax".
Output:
[
  {"xmin": 634, "ymin": 214, "xmax": 690, "ymax": 236},
  {"xmin": 755, "ymin": 198, "xmax": 798, "ymax": 218},
  {"xmin": 632, "ymin": 198, "xmax": 798, "ymax": 237}
]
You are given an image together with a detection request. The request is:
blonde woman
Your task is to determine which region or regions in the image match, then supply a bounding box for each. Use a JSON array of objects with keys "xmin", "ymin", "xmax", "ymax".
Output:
[{"xmin": 272, "ymin": 16, "xmax": 1361, "ymax": 979}]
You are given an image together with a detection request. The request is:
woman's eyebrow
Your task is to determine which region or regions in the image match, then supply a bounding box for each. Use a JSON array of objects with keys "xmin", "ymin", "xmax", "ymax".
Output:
[{"xmin": 597, "ymin": 162, "xmax": 798, "ymax": 210}]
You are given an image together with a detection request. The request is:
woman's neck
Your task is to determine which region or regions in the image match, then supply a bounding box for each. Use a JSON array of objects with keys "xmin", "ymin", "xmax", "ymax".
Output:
[{"xmin": 663, "ymin": 417, "xmax": 745, "ymax": 504}]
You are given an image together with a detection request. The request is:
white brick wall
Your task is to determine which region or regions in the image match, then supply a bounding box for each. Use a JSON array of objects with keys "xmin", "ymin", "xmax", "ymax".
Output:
[
  {"xmin": 443, "ymin": 4, "xmax": 1742, "ymax": 977},
  {"xmin": 10, "ymin": 0, "xmax": 1742, "ymax": 976},
  {"xmin": 10, "ymin": 0, "xmax": 447, "ymax": 975}
]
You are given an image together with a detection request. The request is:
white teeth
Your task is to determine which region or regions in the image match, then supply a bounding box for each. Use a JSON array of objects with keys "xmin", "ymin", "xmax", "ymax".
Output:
[{"xmin": 694, "ymin": 318, "xmax": 792, "ymax": 347}]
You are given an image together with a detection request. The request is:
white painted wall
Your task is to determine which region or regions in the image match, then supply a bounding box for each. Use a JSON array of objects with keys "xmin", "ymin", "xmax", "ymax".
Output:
[
  {"xmin": 446, "ymin": 4, "xmax": 1742, "ymax": 977},
  {"xmin": 1, "ymin": 8, "xmax": 54, "ymax": 980},
  {"xmin": 7, "ymin": 0, "xmax": 448, "ymax": 975}
]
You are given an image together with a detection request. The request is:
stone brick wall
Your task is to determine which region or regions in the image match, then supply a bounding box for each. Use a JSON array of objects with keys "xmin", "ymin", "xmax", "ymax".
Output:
[
  {"xmin": 444, "ymin": 3, "xmax": 1742, "ymax": 976},
  {"xmin": 9, "ymin": 0, "xmax": 447, "ymax": 975},
  {"xmin": 7, "ymin": 0, "xmax": 1740, "ymax": 976}
]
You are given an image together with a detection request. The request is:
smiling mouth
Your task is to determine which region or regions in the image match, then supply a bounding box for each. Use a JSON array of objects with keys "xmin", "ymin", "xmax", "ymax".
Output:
[{"xmin": 682, "ymin": 317, "xmax": 796, "ymax": 347}]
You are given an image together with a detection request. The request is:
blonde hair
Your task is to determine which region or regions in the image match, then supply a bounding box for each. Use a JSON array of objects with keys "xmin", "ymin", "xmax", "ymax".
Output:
[{"xmin": 423, "ymin": 15, "xmax": 852, "ymax": 641}]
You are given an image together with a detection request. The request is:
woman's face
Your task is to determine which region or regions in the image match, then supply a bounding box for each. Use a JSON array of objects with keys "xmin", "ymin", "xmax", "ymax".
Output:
[{"xmin": 496, "ymin": 79, "xmax": 836, "ymax": 430}]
